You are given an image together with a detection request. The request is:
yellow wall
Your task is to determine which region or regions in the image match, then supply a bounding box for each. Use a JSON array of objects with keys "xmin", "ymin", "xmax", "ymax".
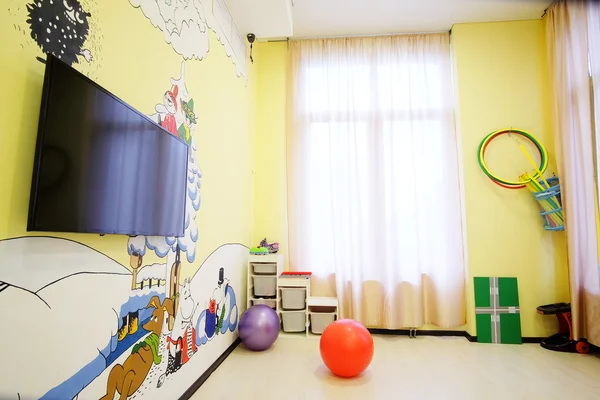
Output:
[
  {"xmin": 0, "ymin": 1, "xmax": 256, "ymax": 279},
  {"xmin": 1, "ymin": 0, "xmax": 256, "ymax": 396},
  {"xmin": 252, "ymin": 42, "xmax": 289, "ymax": 266},
  {"xmin": 254, "ymin": 20, "xmax": 569, "ymax": 337},
  {"xmin": 451, "ymin": 20, "xmax": 569, "ymax": 337}
]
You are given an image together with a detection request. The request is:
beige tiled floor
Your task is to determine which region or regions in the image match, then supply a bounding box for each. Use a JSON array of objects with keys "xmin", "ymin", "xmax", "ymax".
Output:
[{"xmin": 192, "ymin": 334, "xmax": 600, "ymax": 400}]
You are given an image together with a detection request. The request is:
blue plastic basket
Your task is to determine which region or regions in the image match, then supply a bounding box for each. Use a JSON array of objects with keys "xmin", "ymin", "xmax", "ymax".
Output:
[{"xmin": 532, "ymin": 177, "xmax": 564, "ymax": 231}]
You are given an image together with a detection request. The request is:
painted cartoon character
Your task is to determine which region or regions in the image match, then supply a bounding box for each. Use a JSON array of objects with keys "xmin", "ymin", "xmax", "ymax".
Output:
[
  {"xmin": 205, "ymin": 267, "xmax": 230, "ymax": 340},
  {"xmin": 26, "ymin": 0, "xmax": 93, "ymax": 65},
  {"xmin": 157, "ymin": 85, "xmax": 179, "ymax": 136},
  {"xmin": 100, "ymin": 296, "xmax": 175, "ymax": 400},
  {"xmin": 165, "ymin": 278, "xmax": 198, "ymax": 375},
  {"xmin": 178, "ymin": 98, "xmax": 196, "ymax": 145}
]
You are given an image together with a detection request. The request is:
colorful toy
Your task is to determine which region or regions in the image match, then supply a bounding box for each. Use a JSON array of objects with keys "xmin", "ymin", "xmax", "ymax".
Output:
[
  {"xmin": 319, "ymin": 319, "xmax": 374, "ymax": 378},
  {"xmin": 238, "ymin": 304, "xmax": 280, "ymax": 351},
  {"xmin": 259, "ymin": 238, "xmax": 279, "ymax": 253},
  {"xmin": 477, "ymin": 128, "xmax": 564, "ymax": 230},
  {"xmin": 249, "ymin": 246, "xmax": 269, "ymax": 255},
  {"xmin": 521, "ymin": 175, "xmax": 564, "ymax": 230},
  {"xmin": 537, "ymin": 302, "xmax": 590, "ymax": 354},
  {"xmin": 478, "ymin": 128, "xmax": 548, "ymax": 189}
]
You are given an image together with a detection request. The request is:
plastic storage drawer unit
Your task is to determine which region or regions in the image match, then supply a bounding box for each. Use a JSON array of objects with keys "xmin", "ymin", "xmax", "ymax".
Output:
[
  {"xmin": 280, "ymin": 287, "xmax": 307, "ymax": 310},
  {"xmin": 252, "ymin": 298, "xmax": 277, "ymax": 309},
  {"xmin": 282, "ymin": 311, "xmax": 306, "ymax": 332},
  {"xmin": 252, "ymin": 263, "xmax": 277, "ymax": 275},
  {"xmin": 253, "ymin": 276, "xmax": 277, "ymax": 297},
  {"xmin": 310, "ymin": 313, "xmax": 335, "ymax": 334}
]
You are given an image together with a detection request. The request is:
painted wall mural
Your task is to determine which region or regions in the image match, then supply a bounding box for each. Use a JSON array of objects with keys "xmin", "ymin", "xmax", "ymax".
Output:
[
  {"xmin": 0, "ymin": 237, "xmax": 247, "ymax": 400},
  {"xmin": 7, "ymin": 0, "xmax": 103, "ymax": 79},
  {"xmin": 127, "ymin": 61, "xmax": 201, "ymax": 268},
  {"xmin": 26, "ymin": 0, "xmax": 93, "ymax": 65},
  {"xmin": 0, "ymin": 63, "xmax": 247, "ymax": 400},
  {"xmin": 7, "ymin": 0, "xmax": 244, "ymax": 81},
  {"xmin": 129, "ymin": 0, "xmax": 247, "ymax": 79}
]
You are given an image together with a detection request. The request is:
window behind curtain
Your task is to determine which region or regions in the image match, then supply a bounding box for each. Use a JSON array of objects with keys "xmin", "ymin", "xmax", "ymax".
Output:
[{"xmin": 287, "ymin": 34, "xmax": 466, "ymax": 328}]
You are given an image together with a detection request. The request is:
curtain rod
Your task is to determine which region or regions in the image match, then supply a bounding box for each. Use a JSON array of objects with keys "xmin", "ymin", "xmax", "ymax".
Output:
[
  {"xmin": 541, "ymin": 0, "xmax": 557, "ymax": 19},
  {"xmin": 269, "ymin": 30, "xmax": 451, "ymax": 42}
]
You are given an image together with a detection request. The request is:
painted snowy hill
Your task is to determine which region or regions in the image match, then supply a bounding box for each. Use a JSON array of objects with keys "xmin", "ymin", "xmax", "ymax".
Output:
[
  {"xmin": 0, "ymin": 237, "xmax": 134, "ymax": 399},
  {"xmin": 0, "ymin": 236, "xmax": 248, "ymax": 400},
  {"xmin": 0, "ymin": 236, "xmax": 131, "ymax": 291}
]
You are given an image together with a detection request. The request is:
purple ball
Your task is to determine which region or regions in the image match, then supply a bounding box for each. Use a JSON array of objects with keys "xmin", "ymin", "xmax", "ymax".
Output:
[{"xmin": 239, "ymin": 304, "xmax": 280, "ymax": 351}]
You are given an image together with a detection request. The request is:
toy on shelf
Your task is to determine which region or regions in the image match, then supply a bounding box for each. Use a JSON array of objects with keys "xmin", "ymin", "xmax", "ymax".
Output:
[
  {"xmin": 260, "ymin": 238, "xmax": 279, "ymax": 253},
  {"xmin": 477, "ymin": 128, "xmax": 564, "ymax": 231},
  {"xmin": 249, "ymin": 246, "xmax": 269, "ymax": 255},
  {"xmin": 537, "ymin": 302, "xmax": 590, "ymax": 354},
  {"xmin": 280, "ymin": 271, "xmax": 312, "ymax": 277}
]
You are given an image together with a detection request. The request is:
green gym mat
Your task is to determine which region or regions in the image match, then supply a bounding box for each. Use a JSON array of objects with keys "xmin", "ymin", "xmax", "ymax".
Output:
[{"xmin": 474, "ymin": 277, "xmax": 522, "ymax": 344}]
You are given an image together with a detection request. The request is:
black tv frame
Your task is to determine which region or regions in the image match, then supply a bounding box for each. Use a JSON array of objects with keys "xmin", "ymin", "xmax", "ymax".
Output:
[{"xmin": 27, "ymin": 53, "xmax": 189, "ymax": 237}]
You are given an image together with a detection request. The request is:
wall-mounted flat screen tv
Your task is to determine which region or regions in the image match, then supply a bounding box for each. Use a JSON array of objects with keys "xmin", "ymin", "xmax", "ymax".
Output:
[{"xmin": 27, "ymin": 54, "xmax": 189, "ymax": 237}]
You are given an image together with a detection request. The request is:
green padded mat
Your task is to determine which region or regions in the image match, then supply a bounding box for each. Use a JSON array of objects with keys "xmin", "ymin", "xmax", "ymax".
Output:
[{"xmin": 473, "ymin": 277, "xmax": 522, "ymax": 344}]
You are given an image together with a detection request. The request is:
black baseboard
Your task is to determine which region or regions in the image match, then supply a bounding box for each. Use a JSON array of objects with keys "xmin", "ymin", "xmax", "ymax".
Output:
[
  {"xmin": 179, "ymin": 338, "xmax": 241, "ymax": 400},
  {"xmin": 522, "ymin": 337, "xmax": 545, "ymax": 343},
  {"xmin": 368, "ymin": 329, "xmax": 544, "ymax": 344},
  {"xmin": 368, "ymin": 328, "xmax": 467, "ymax": 337},
  {"xmin": 465, "ymin": 332, "xmax": 477, "ymax": 342}
]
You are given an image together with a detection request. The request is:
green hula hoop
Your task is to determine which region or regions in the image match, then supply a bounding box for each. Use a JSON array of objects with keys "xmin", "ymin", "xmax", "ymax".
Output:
[{"xmin": 477, "ymin": 129, "xmax": 548, "ymax": 188}]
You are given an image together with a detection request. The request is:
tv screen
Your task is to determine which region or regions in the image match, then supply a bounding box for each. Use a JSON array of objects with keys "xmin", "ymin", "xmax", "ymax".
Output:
[{"xmin": 27, "ymin": 54, "xmax": 189, "ymax": 237}]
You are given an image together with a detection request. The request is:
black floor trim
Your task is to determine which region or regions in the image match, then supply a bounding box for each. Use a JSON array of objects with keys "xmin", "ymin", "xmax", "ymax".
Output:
[
  {"xmin": 369, "ymin": 328, "xmax": 466, "ymax": 337},
  {"xmin": 465, "ymin": 332, "xmax": 477, "ymax": 342},
  {"xmin": 179, "ymin": 338, "xmax": 241, "ymax": 400},
  {"xmin": 522, "ymin": 337, "xmax": 545, "ymax": 344},
  {"xmin": 369, "ymin": 329, "xmax": 544, "ymax": 344}
]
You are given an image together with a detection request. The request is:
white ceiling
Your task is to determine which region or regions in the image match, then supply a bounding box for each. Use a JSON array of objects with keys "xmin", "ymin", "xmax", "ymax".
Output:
[
  {"xmin": 226, "ymin": 0, "xmax": 552, "ymax": 41},
  {"xmin": 225, "ymin": 0, "xmax": 294, "ymax": 40}
]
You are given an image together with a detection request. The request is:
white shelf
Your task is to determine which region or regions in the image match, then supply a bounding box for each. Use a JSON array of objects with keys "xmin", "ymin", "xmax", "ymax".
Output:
[
  {"xmin": 247, "ymin": 252, "xmax": 283, "ymax": 311},
  {"xmin": 246, "ymin": 253, "xmax": 338, "ymax": 336},
  {"xmin": 278, "ymin": 277, "xmax": 310, "ymax": 287},
  {"xmin": 308, "ymin": 296, "xmax": 339, "ymax": 308},
  {"xmin": 248, "ymin": 253, "xmax": 283, "ymax": 263}
]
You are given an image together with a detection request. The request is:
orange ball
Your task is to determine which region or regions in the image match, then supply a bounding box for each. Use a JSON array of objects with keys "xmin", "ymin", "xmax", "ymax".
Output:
[{"xmin": 319, "ymin": 319, "xmax": 374, "ymax": 378}]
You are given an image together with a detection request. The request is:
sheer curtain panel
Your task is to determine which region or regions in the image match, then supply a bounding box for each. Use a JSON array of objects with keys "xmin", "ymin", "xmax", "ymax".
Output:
[
  {"xmin": 546, "ymin": 0, "xmax": 600, "ymax": 345},
  {"xmin": 286, "ymin": 33, "xmax": 466, "ymax": 329}
]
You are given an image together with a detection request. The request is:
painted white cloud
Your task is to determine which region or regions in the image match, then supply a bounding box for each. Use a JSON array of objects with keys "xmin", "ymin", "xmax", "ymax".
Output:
[
  {"xmin": 127, "ymin": 63, "xmax": 201, "ymax": 263},
  {"xmin": 129, "ymin": 0, "xmax": 247, "ymax": 79},
  {"xmin": 203, "ymin": 0, "xmax": 247, "ymax": 78},
  {"xmin": 130, "ymin": 0, "xmax": 210, "ymax": 61},
  {"xmin": 128, "ymin": 235, "xmax": 147, "ymax": 256}
]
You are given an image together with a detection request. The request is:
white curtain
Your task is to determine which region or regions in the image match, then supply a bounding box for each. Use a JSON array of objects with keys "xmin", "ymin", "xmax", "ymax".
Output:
[
  {"xmin": 546, "ymin": 0, "xmax": 600, "ymax": 344},
  {"xmin": 286, "ymin": 34, "xmax": 466, "ymax": 329}
]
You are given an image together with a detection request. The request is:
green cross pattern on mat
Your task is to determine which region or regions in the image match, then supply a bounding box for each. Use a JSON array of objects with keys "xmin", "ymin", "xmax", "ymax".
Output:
[{"xmin": 474, "ymin": 277, "xmax": 522, "ymax": 345}]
